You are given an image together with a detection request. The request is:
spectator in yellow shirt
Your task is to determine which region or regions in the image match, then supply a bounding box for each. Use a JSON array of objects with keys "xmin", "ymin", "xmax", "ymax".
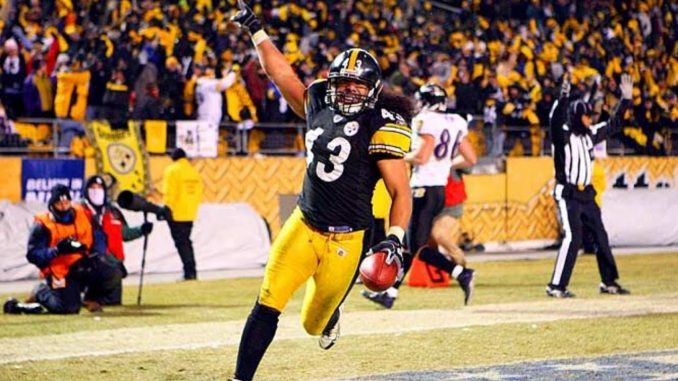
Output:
[
  {"xmin": 162, "ymin": 148, "xmax": 204, "ymax": 280},
  {"xmin": 69, "ymin": 131, "xmax": 95, "ymax": 158}
]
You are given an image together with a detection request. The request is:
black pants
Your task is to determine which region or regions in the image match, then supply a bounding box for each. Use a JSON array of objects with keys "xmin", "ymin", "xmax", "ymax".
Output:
[
  {"xmin": 35, "ymin": 266, "xmax": 86, "ymax": 314},
  {"xmin": 82, "ymin": 255, "xmax": 126, "ymax": 305},
  {"xmin": 408, "ymin": 186, "xmax": 446, "ymax": 256},
  {"xmin": 169, "ymin": 221, "xmax": 197, "ymax": 278},
  {"xmin": 549, "ymin": 191, "xmax": 619, "ymax": 289}
]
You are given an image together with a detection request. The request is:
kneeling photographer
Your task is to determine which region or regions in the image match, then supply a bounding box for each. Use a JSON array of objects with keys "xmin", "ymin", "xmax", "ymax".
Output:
[
  {"xmin": 79, "ymin": 175, "xmax": 153, "ymax": 311},
  {"xmin": 5, "ymin": 184, "xmax": 91, "ymax": 315}
]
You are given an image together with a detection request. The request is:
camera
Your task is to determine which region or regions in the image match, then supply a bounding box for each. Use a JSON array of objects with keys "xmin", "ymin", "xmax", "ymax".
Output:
[{"xmin": 116, "ymin": 191, "xmax": 172, "ymax": 221}]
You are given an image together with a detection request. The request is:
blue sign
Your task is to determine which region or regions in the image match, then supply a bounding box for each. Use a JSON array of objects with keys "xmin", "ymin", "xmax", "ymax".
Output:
[{"xmin": 21, "ymin": 159, "xmax": 85, "ymax": 203}]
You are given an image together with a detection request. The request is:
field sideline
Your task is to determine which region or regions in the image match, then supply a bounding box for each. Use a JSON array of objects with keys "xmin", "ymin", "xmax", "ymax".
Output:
[{"xmin": 1, "ymin": 251, "xmax": 676, "ymax": 380}]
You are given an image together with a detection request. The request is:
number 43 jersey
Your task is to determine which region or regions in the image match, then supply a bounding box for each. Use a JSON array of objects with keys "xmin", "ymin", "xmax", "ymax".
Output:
[
  {"xmin": 299, "ymin": 80, "xmax": 412, "ymax": 232},
  {"xmin": 410, "ymin": 110, "xmax": 468, "ymax": 187}
]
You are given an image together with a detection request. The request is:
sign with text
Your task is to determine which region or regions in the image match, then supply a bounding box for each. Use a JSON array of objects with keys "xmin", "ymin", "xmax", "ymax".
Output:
[
  {"xmin": 176, "ymin": 120, "xmax": 218, "ymax": 158},
  {"xmin": 21, "ymin": 159, "xmax": 85, "ymax": 203}
]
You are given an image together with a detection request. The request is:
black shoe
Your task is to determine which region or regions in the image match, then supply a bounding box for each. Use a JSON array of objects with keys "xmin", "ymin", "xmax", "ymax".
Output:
[
  {"xmin": 361, "ymin": 290, "xmax": 395, "ymax": 309},
  {"xmin": 4, "ymin": 297, "xmax": 44, "ymax": 314},
  {"xmin": 546, "ymin": 285, "xmax": 576, "ymax": 298},
  {"xmin": 3, "ymin": 298, "xmax": 19, "ymax": 314},
  {"xmin": 178, "ymin": 274, "xmax": 198, "ymax": 282},
  {"xmin": 457, "ymin": 268, "xmax": 475, "ymax": 305},
  {"xmin": 600, "ymin": 282, "xmax": 630, "ymax": 295}
]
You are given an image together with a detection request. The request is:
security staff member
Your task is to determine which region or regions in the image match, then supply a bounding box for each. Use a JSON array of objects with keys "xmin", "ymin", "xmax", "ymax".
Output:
[
  {"xmin": 15, "ymin": 185, "xmax": 92, "ymax": 314},
  {"xmin": 163, "ymin": 148, "xmax": 204, "ymax": 280},
  {"xmin": 546, "ymin": 73, "xmax": 633, "ymax": 298}
]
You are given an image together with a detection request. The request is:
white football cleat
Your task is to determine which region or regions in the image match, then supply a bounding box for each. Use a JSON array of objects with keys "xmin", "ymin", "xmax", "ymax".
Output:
[{"xmin": 319, "ymin": 305, "xmax": 342, "ymax": 350}]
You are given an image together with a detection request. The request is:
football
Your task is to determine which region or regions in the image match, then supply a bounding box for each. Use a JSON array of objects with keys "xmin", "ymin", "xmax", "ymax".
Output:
[{"xmin": 359, "ymin": 251, "xmax": 399, "ymax": 292}]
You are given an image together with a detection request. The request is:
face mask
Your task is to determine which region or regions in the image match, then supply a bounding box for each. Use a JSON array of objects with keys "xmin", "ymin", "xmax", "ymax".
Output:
[{"xmin": 88, "ymin": 188, "xmax": 106, "ymax": 206}]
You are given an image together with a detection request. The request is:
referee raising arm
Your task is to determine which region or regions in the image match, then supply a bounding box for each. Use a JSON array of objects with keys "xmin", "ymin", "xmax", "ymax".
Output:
[{"xmin": 546, "ymin": 73, "xmax": 634, "ymax": 298}]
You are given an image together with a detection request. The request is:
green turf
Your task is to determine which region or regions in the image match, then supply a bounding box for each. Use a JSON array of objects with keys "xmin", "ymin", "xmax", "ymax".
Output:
[
  {"xmin": 2, "ymin": 314, "xmax": 675, "ymax": 381},
  {"xmin": 1, "ymin": 252, "xmax": 676, "ymax": 381}
]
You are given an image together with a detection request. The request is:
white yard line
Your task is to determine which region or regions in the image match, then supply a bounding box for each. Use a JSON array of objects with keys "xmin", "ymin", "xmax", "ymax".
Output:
[{"xmin": 2, "ymin": 293, "xmax": 677, "ymax": 365}]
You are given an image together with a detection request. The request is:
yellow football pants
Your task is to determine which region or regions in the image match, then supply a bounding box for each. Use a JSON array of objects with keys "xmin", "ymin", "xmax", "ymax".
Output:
[{"xmin": 259, "ymin": 207, "xmax": 367, "ymax": 335}]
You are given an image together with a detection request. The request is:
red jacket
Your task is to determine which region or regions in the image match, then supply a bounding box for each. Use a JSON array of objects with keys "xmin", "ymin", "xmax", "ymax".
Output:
[{"xmin": 82, "ymin": 204, "xmax": 126, "ymax": 261}]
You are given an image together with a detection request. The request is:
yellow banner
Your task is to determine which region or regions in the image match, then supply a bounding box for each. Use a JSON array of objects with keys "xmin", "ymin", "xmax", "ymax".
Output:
[
  {"xmin": 85, "ymin": 121, "xmax": 150, "ymax": 195},
  {"xmin": 144, "ymin": 120, "xmax": 167, "ymax": 154}
]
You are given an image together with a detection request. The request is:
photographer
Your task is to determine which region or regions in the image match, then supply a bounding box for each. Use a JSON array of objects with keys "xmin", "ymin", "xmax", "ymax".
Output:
[
  {"xmin": 4, "ymin": 185, "xmax": 92, "ymax": 314},
  {"xmin": 79, "ymin": 176, "xmax": 153, "ymax": 310}
]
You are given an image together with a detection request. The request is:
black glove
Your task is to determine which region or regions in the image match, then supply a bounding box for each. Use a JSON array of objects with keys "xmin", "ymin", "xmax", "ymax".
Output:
[
  {"xmin": 366, "ymin": 234, "xmax": 404, "ymax": 271},
  {"xmin": 231, "ymin": 0, "xmax": 263, "ymax": 34},
  {"xmin": 156, "ymin": 206, "xmax": 172, "ymax": 221},
  {"xmin": 56, "ymin": 238, "xmax": 86, "ymax": 255},
  {"xmin": 141, "ymin": 222, "xmax": 154, "ymax": 235}
]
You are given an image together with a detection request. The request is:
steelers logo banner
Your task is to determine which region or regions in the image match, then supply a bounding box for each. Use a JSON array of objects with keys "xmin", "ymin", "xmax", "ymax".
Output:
[{"xmin": 85, "ymin": 121, "xmax": 150, "ymax": 195}]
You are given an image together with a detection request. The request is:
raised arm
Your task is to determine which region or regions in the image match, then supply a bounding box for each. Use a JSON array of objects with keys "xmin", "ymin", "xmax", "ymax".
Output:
[
  {"xmin": 549, "ymin": 73, "xmax": 572, "ymax": 145},
  {"xmin": 590, "ymin": 74, "xmax": 633, "ymax": 144},
  {"xmin": 232, "ymin": 0, "xmax": 306, "ymax": 118}
]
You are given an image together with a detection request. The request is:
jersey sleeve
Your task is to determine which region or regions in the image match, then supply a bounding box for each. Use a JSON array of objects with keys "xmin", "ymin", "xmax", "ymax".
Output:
[
  {"xmin": 415, "ymin": 114, "xmax": 436, "ymax": 136},
  {"xmin": 368, "ymin": 109, "xmax": 412, "ymax": 159},
  {"xmin": 304, "ymin": 79, "xmax": 328, "ymax": 119}
]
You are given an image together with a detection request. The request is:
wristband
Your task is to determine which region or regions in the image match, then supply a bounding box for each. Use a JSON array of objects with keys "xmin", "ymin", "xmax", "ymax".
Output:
[
  {"xmin": 252, "ymin": 30, "xmax": 270, "ymax": 46},
  {"xmin": 387, "ymin": 226, "xmax": 405, "ymax": 243}
]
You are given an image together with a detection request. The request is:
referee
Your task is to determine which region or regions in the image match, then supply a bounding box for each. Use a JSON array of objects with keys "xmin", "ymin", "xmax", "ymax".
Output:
[{"xmin": 546, "ymin": 73, "xmax": 633, "ymax": 298}]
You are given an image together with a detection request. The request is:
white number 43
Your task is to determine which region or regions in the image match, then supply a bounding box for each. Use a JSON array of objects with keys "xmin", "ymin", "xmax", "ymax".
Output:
[{"xmin": 305, "ymin": 127, "xmax": 352, "ymax": 182}]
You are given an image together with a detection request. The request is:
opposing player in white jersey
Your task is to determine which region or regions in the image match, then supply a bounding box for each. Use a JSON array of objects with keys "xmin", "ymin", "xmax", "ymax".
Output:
[{"xmin": 363, "ymin": 83, "xmax": 477, "ymax": 308}]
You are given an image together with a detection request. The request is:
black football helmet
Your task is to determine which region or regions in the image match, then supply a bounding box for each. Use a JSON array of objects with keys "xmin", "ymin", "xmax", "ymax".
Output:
[
  {"xmin": 326, "ymin": 48, "xmax": 383, "ymax": 116},
  {"xmin": 415, "ymin": 83, "xmax": 447, "ymax": 112}
]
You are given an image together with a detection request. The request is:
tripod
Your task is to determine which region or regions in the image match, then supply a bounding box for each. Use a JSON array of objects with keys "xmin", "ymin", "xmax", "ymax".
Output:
[{"xmin": 137, "ymin": 212, "xmax": 149, "ymax": 305}]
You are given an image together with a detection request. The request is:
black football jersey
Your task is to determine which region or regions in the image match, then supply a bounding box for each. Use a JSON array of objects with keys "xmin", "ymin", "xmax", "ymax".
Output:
[{"xmin": 298, "ymin": 80, "xmax": 411, "ymax": 232}]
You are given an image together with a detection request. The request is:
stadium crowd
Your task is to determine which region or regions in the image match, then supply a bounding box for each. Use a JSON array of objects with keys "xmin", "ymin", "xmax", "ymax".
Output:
[{"xmin": 0, "ymin": 0, "xmax": 675, "ymax": 155}]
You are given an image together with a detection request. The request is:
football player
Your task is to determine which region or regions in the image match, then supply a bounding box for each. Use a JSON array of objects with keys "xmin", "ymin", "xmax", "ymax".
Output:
[
  {"xmin": 363, "ymin": 83, "xmax": 477, "ymax": 308},
  {"xmin": 230, "ymin": 2, "xmax": 413, "ymax": 380}
]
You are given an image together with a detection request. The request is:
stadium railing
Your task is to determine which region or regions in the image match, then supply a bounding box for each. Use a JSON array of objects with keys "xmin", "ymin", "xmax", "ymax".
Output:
[{"xmin": 1, "ymin": 117, "xmax": 674, "ymax": 157}]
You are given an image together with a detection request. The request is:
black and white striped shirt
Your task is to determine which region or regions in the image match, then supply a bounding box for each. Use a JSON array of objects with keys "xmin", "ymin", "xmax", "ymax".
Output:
[{"xmin": 549, "ymin": 97, "xmax": 630, "ymax": 191}]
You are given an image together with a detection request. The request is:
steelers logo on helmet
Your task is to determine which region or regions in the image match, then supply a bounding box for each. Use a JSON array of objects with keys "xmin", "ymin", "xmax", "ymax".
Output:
[
  {"xmin": 326, "ymin": 48, "xmax": 383, "ymax": 116},
  {"xmin": 415, "ymin": 83, "xmax": 448, "ymax": 112}
]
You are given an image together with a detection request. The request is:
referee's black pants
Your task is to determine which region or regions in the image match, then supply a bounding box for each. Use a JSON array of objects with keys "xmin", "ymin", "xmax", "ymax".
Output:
[{"xmin": 549, "ymin": 188, "xmax": 619, "ymax": 290}]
